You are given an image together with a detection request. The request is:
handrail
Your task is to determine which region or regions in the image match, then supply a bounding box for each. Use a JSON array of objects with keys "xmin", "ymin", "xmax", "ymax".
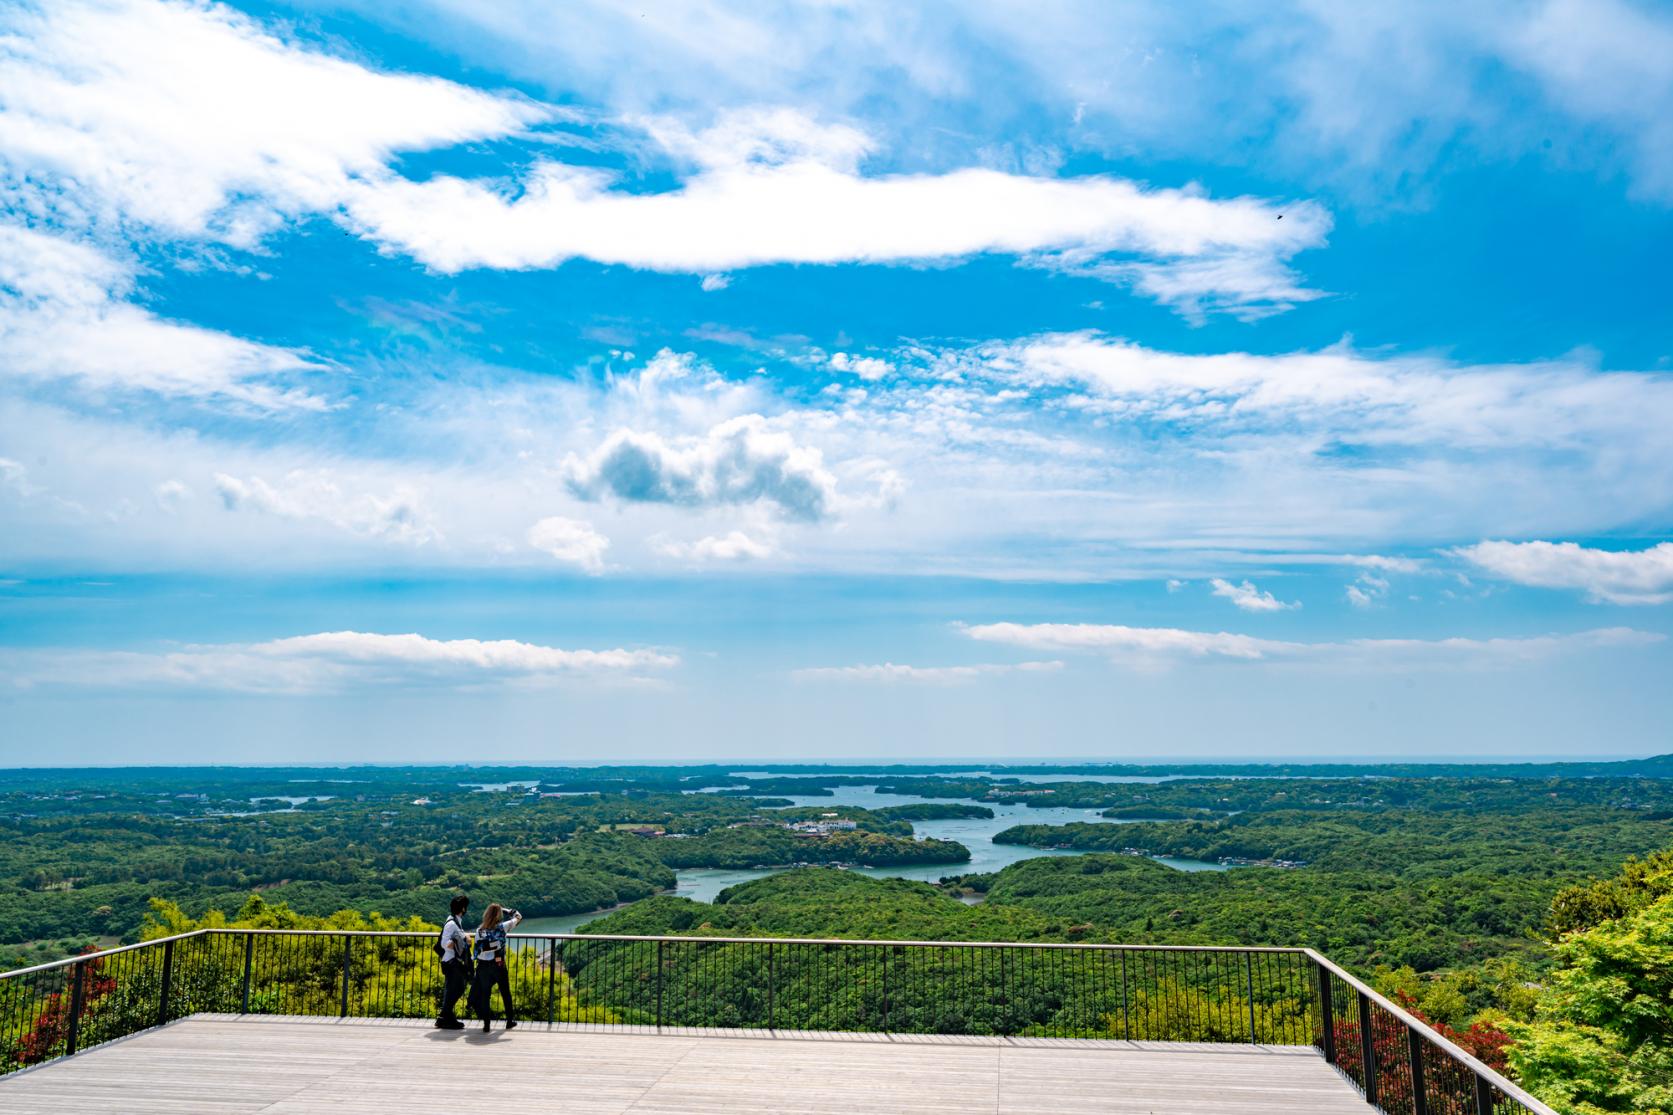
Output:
[
  {"xmin": 1305, "ymin": 949, "xmax": 1556, "ymax": 1114},
  {"xmin": 195, "ymin": 927, "xmax": 1311, "ymax": 952},
  {"xmin": 0, "ymin": 929, "xmax": 204, "ymax": 980},
  {"xmin": 0, "ymin": 926, "xmax": 1312, "ymax": 975}
]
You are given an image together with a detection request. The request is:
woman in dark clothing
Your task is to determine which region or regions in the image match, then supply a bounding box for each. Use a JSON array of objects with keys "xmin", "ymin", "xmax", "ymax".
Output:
[{"xmin": 468, "ymin": 902, "xmax": 522, "ymax": 1032}]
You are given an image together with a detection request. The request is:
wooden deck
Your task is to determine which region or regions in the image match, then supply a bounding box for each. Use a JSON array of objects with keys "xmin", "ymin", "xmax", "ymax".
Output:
[{"xmin": 1, "ymin": 1015, "xmax": 1375, "ymax": 1114}]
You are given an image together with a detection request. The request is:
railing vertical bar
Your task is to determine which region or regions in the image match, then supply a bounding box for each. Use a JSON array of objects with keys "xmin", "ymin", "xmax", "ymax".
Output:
[
  {"xmin": 1358, "ymin": 990, "xmax": 1378, "ymax": 1106},
  {"xmin": 339, "ymin": 937, "xmax": 352, "ymax": 1018},
  {"xmin": 1119, "ymin": 949, "xmax": 1130, "ymax": 1039},
  {"xmin": 655, "ymin": 938, "xmax": 664, "ymax": 1031},
  {"xmin": 546, "ymin": 938, "xmax": 557, "ymax": 1026},
  {"xmin": 1475, "ymin": 1073, "xmax": 1495, "ymax": 1115},
  {"xmin": 239, "ymin": 931, "xmax": 254, "ymax": 1014},
  {"xmin": 1408, "ymin": 1023, "xmax": 1430, "ymax": 1115},
  {"xmin": 156, "ymin": 938, "xmax": 175, "ymax": 1028},
  {"xmin": 1316, "ymin": 961, "xmax": 1336, "ymax": 1062},
  {"xmin": 64, "ymin": 959, "xmax": 85, "ymax": 1057},
  {"xmin": 1245, "ymin": 951, "xmax": 1257, "ymax": 1045}
]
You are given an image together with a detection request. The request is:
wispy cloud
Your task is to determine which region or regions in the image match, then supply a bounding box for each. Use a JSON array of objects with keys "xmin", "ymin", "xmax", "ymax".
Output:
[
  {"xmin": 1456, "ymin": 540, "xmax": 1673, "ymax": 605},
  {"xmin": 658, "ymin": 530, "xmax": 776, "ymax": 563},
  {"xmin": 3, "ymin": 631, "xmax": 679, "ymax": 694},
  {"xmin": 961, "ymin": 621, "xmax": 1660, "ymax": 669},
  {"xmin": 0, "ymin": 0, "xmax": 548, "ymax": 242},
  {"xmin": 215, "ymin": 471, "xmax": 438, "ymax": 546},
  {"xmin": 792, "ymin": 660, "xmax": 1063, "ymax": 684},
  {"xmin": 0, "ymin": 224, "xmax": 327, "ymax": 409}
]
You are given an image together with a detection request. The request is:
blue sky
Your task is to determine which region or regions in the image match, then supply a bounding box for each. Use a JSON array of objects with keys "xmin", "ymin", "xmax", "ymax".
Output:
[{"xmin": 2, "ymin": 0, "xmax": 1672, "ymax": 764}]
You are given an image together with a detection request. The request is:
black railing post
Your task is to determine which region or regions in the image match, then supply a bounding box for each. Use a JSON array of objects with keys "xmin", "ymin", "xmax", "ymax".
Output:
[
  {"xmin": 881, "ymin": 946, "xmax": 890, "ymax": 1033},
  {"xmin": 1245, "ymin": 953, "xmax": 1257, "ymax": 1044},
  {"xmin": 339, "ymin": 937, "xmax": 352, "ymax": 1018},
  {"xmin": 1475, "ymin": 1074, "xmax": 1495, "ymax": 1115},
  {"xmin": 547, "ymin": 939, "xmax": 557, "ymax": 1026},
  {"xmin": 1119, "ymin": 950, "xmax": 1130, "ymax": 1040},
  {"xmin": 65, "ymin": 959, "xmax": 86, "ymax": 1056},
  {"xmin": 1316, "ymin": 961, "xmax": 1335, "ymax": 1062},
  {"xmin": 240, "ymin": 933, "xmax": 254, "ymax": 1014},
  {"xmin": 1358, "ymin": 990, "xmax": 1378, "ymax": 1105},
  {"xmin": 767, "ymin": 942, "xmax": 776, "ymax": 1031},
  {"xmin": 1408, "ymin": 1026, "xmax": 1429, "ymax": 1115},
  {"xmin": 655, "ymin": 938, "xmax": 664, "ymax": 1031},
  {"xmin": 157, "ymin": 938, "xmax": 176, "ymax": 1027}
]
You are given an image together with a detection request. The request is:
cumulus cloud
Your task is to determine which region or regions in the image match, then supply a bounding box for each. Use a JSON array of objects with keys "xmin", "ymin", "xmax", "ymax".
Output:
[
  {"xmin": 828, "ymin": 352, "xmax": 893, "ymax": 381},
  {"xmin": 563, "ymin": 415, "xmax": 837, "ymax": 521},
  {"xmin": 214, "ymin": 471, "xmax": 438, "ymax": 545},
  {"xmin": 2, "ymin": 630, "xmax": 677, "ymax": 694},
  {"xmin": 527, "ymin": 516, "xmax": 609, "ymax": 572},
  {"xmin": 699, "ymin": 273, "xmax": 731, "ymax": 292},
  {"xmin": 1210, "ymin": 578, "xmax": 1298, "ymax": 612},
  {"xmin": 961, "ymin": 620, "xmax": 1660, "ymax": 668},
  {"xmin": 0, "ymin": 224, "xmax": 326, "ymax": 409},
  {"xmin": 1456, "ymin": 540, "xmax": 1673, "ymax": 605},
  {"xmin": 792, "ymin": 660, "xmax": 1063, "ymax": 684}
]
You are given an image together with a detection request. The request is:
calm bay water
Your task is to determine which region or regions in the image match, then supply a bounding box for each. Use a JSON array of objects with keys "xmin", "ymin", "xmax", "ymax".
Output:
[{"xmin": 519, "ymin": 782, "xmax": 1231, "ymax": 936}]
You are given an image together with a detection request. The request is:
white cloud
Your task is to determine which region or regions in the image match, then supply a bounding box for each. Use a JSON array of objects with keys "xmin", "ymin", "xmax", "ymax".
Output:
[
  {"xmin": 0, "ymin": 0, "xmax": 548, "ymax": 242},
  {"xmin": 659, "ymin": 530, "xmax": 775, "ymax": 562},
  {"xmin": 1209, "ymin": 577, "xmax": 1298, "ymax": 612},
  {"xmin": 1455, "ymin": 540, "xmax": 1673, "ymax": 605},
  {"xmin": 1346, "ymin": 574, "xmax": 1390, "ymax": 609},
  {"xmin": 153, "ymin": 479, "xmax": 188, "ymax": 511},
  {"xmin": 962, "ymin": 620, "xmax": 1661, "ymax": 668},
  {"xmin": 0, "ymin": 224, "xmax": 327, "ymax": 409},
  {"xmin": 345, "ymin": 121, "xmax": 1327, "ymax": 317},
  {"xmin": 527, "ymin": 516, "xmax": 610, "ymax": 572},
  {"xmin": 215, "ymin": 471, "xmax": 438, "ymax": 545},
  {"xmin": 699, "ymin": 273, "xmax": 731, "ymax": 292},
  {"xmin": 976, "ymin": 332, "xmax": 1673, "ymax": 451},
  {"xmin": 2, "ymin": 630, "xmax": 677, "ymax": 694},
  {"xmin": 317, "ymin": 1, "xmax": 1673, "ymax": 208},
  {"xmin": 792, "ymin": 660, "xmax": 1063, "ymax": 684},
  {"xmin": 964, "ymin": 621, "xmax": 1279, "ymax": 660},
  {"xmin": 829, "ymin": 352, "xmax": 893, "ymax": 381},
  {"xmin": 0, "ymin": 5, "xmax": 1330, "ymax": 318},
  {"xmin": 563, "ymin": 414, "xmax": 838, "ymax": 521}
]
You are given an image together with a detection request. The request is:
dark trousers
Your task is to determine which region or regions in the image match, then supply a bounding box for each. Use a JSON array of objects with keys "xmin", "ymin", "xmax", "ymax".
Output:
[
  {"xmin": 470, "ymin": 958, "xmax": 513, "ymax": 1022},
  {"xmin": 440, "ymin": 958, "xmax": 469, "ymax": 1020}
]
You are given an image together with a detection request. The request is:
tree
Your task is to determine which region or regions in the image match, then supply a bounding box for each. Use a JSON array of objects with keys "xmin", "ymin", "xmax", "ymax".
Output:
[{"xmin": 1507, "ymin": 893, "xmax": 1673, "ymax": 1114}]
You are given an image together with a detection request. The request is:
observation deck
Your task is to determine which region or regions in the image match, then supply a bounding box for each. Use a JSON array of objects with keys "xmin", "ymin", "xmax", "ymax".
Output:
[
  {"xmin": 1, "ymin": 929, "xmax": 1553, "ymax": 1114},
  {"xmin": 3, "ymin": 1015, "xmax": 1371, "ymax": 1114}
]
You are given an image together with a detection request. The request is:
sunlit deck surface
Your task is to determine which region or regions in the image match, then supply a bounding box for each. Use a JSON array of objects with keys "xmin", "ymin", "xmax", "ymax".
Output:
[{"xmin": 3, "ymin": 1014, "xmax": 1374, "ymax": 1114}]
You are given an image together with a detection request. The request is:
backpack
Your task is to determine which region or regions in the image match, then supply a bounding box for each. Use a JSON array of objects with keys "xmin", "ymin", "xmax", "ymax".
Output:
[{"xmin": 432, "ymin": 914, "xmax": 459, "ymax": 960}]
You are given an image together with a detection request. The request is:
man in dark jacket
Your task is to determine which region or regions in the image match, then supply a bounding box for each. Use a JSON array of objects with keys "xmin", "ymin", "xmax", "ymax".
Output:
[{"xmin": 435, "ymin": 894, "xmax": 472, "ymax": 1029}]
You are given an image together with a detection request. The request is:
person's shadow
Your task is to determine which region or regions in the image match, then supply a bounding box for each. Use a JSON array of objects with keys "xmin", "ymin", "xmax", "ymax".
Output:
[{"xmin": 423, "ymin": 1025, "xmax": 506, "ymax": 1044}]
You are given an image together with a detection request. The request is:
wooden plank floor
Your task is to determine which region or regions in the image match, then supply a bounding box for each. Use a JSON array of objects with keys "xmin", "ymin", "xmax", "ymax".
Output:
[{"xmin": 1, "ymin": 1016, "xmax": 1375, "ymax": 1114}]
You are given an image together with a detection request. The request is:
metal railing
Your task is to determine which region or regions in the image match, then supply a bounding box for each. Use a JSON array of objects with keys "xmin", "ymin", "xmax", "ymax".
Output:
[{"xmin": 0, "ymin": 929, "xmax": 1555, "ymax": 1113}]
